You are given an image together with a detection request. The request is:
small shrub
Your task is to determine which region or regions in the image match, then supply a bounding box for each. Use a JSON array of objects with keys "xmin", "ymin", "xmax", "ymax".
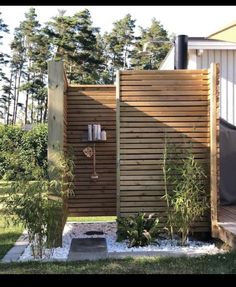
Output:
[
  {"xmin": 162, "ymin": 134, "xmax": 175, "ymax": 240},
  {"xmin": 116, "ymin": 213, "xmax": 159, "ymax": 247},
  {"xmin": 0, "ymin": 124, "xmax": 48, "ymax": 180},
  {"xmin": 171, "ymin": 153, "xmax": 209, "ymax": 245},
  {"xmin": 162, "ymin": 136, "xmax": 209, "ymax": 245},
  {"xmin": 21, "ymin": 124, "xmax": 48, "ymax": 176},
  {"xmin": 0, "ymin": 153, "xmax": 74, "ymax": 258}
]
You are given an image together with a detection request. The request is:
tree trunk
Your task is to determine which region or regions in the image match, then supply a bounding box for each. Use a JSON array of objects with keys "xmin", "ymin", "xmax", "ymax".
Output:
[
  {"xmin": 14, "ymin": 68, "xmax": 22, "ymax": 124},
  {"xmin": 123, "ymin": 46, "xmax": 128, "ymax": 69},
  {"xmin": 6, "ymin": 72, "xmax": 13, "ymax": 125},
  {"xmin": 39, "ymin": 99, "xmax": 43, "ymax": 123},
  {"xmin": 43, "ymin": 96, "xmax": 48, "ymax": 123},
  {"xmin": 31, "ymin": 95, "xmax": 34, "ymax": 123},
  {"xmin": 24, "ymin": 74, "xmax": 30, "ymax": 125},
  {"xmin": 12, "ymin": 72, "xmax": 17, "ymax": 124}
]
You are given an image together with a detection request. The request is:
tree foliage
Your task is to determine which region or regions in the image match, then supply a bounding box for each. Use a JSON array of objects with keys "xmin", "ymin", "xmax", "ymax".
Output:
[
  {"xmin": 0, "ymin": 8, "xmax": 171, "ymax": 124},
  {"xmin": 0, "ymin": 123, "xmax": 48, "ymax": 180},
  {"xmin": 131, "ymin": 18, "xmax": 171, "ymax": 70}
]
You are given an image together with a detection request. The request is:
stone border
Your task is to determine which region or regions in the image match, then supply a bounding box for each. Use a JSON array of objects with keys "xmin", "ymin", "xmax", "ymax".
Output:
[{"xmin": 1, "ymin": 231, "xmax": 29, "ymax": 263}]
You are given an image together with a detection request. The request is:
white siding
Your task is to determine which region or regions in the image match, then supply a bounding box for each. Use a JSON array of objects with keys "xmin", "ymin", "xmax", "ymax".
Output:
[
  {"xmin": 188, "ymin": 50, "xmax": 197, "ymax": 69},
  {"xmin": 195, "ymin": 49, "xmax": 236, "ymax": 126},
  {"xmin": 160, "ymin": 46, "xmax": 236, "ymax": 125}
]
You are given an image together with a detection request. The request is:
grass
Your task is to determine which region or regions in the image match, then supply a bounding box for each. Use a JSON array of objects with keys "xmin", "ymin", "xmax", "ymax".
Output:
[
  {"xmin": 0, "ymin": 217, "xmax": 23, "ymax": 260},
  {"xmin": 0, "ymin": 179, "xmax": 116, "ymax": 259},
  {"xmin": 0, "ymin": 182, "xmax": 23, "ymax": 260},
  {"xmin": 0, "ymin": 252, "xmax": 236, "ymax": 274},
  {"xmin": 1, "ymin": 182, "xmax": 235, "ymax": 274}
]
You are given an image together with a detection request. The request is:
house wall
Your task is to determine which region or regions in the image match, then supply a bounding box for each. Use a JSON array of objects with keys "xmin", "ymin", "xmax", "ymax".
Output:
[
  {"xmin": 194, "ymin": 49, "xmax": 236, "ymax": 126},
  {"xmin": 65, "ymin": 85, "xmax": 116, "ymax": 216},
  {"xmin": 160, "ymin": 47, "xmax": 236, "ymax": 126}
]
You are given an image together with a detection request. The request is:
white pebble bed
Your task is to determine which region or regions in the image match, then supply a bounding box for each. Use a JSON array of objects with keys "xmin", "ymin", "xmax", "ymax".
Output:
[{"xmin": 19, "ymin": 221, "xmax": 226, "ymax": 261}]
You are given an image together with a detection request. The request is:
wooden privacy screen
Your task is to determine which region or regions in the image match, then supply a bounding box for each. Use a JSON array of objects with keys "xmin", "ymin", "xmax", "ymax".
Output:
[
  {"xmin": 116, "ymin": 68, "xmax": 218, "ymax": 233},
  {"xmin": 66, "ymin": 85, "xmax": 116, "ymax": 216}
]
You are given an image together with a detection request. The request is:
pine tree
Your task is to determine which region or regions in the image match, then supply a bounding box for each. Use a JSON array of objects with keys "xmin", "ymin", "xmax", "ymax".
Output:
[
  {"xmin": 130, "ymin": 18, "xmax": 171, "ymax": 70},
  {"xmin": 0, "ymin": 11, "xmax": 9, "ymax": 78},
  {"xmin": 0, "ymin": 12, "xmax": 10, "ymax": 123},
  {"xmin": 10, "ymin": 8, "xmax": 52, "ymax": 124},
  {"xmin": 10, "ymin": 27, "xmax": 26, "ymax": 124},
  {"xmin": 102, "ymin": 14, "xmax": 136, "ymax": 82},
  {"xmin": 45, "ymin": 9, "xmax": 104, "ymax": 84}
]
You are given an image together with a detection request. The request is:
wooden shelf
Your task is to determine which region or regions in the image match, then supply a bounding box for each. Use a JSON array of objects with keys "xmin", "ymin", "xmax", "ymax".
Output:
[
  {"xmin": 82, "ymin": 140, "xmax": 107, "ymax": 143},
  {"xmin": 81, "ymin": 131, "xmax": 107, "ymax": 143}
]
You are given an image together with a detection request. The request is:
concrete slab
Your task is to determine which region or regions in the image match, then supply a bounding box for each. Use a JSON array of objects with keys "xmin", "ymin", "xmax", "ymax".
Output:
[
  {"xmin": 1, "ymin": 231, "xmax": 29, "ymax": 263},
  {"xmin": 68, "ymin": 238, "xmax": 108, "ymax": 261}
]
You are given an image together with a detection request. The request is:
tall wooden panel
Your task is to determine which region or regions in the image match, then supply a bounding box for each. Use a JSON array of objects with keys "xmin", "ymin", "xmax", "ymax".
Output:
[
  {"xmin": 66, "ymin": 85, "xmax": 116, "ymax": 216},
  {"xmin": 118, "ymin": 69, "xmax": 212, "ymax": 232}
]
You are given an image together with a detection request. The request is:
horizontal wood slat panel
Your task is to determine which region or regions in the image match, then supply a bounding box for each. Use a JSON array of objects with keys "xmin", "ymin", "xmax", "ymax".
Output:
[
  {"xmin": 120, "ymin": 91, "xmax": 209, "ymax": 96},
  {"xmin": 120, "ymin": 75, "xmax": 209, "ymax": 80},
  {"xmin": 64, "ymin": 69, "xmax": 212, "ymax": 234},
  {"xmin": 66, "ymin": 85, "xmax": 116, "ymax": 216},
  {"xmin": 120, "ymin": 69, "xmax": 208, "ymax": 74},
  {"xmin": 120, "ymin": 86, "xmax": 210, "ymax": 91},
  {"xmin": 118, "ymin": 69, "xmax": 211, "ymax": 234}
]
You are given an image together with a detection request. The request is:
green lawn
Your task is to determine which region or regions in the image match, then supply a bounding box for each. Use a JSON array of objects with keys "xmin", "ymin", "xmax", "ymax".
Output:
[
  {"xmin": 0, "ymin": 252, "xmax": 235, "ymax": 274},
  {"xmin": 0, "ymin": 217, "xmax": 23, "ymax": 260},
  {"xmin": 0, "ymin": 179, "xmax": 116, "ymax": 259},
  {"xmin": 0, "ymin": 182, "xmax": 23, "ymax": 260},
  {"xmin": 1, "ymin": 182, "xmax": 235, "ymax": 274}
]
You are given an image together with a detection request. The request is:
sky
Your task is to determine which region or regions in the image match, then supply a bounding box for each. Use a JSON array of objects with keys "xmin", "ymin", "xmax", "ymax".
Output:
[{"xmin": 1, "ymin": 5, "xmax": 236, "ymax": 54}]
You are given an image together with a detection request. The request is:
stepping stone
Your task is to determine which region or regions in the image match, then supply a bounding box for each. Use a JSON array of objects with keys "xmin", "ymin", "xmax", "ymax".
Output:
[{"xmin": 68, "ymin": 238, "xmax": 108, "ymax": 261}]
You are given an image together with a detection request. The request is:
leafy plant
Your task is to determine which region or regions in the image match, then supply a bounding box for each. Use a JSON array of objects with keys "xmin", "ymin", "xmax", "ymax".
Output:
[
  {"xmin": 116, "ymin": 213, "xmax": 159, "ymax": 247},
  {"xmin": 0, "ymin": 152, "xmax": 74, "ymax": 258},
  {"xmin": 162, "ymin": 134, "xmax": 175, "ymax": 240},
  {"xmin": 162, "ymin": 137, "xmax": 209, "ymax": 245},
  {"xmin": 0, "ymin": 124, "xmax": 48, "ymax": 180},
  {"xmin": 171, "ymin": 152, "xmax": 209, "ymax": 245}
]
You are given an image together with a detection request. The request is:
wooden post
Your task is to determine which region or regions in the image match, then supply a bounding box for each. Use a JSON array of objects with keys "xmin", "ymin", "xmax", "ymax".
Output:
[
  {"xmin": 116, "ymin": 70, "xmax": 120, "ymax": 216},
  {"xmin": 48, "ymin": 61, "xmax": 65, "ymax": 169},
  {"xmin": 210, "ymin": 63, "xmax": 220, "ymax": 238},
  {"xmin": 47, "ymin": 60, "xmax": 66, "ymax": 247}
]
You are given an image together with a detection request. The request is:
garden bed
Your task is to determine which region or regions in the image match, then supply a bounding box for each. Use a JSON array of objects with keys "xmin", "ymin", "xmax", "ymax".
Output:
[{"xmin": 18, "ymin": 222, "xmax": 227, "ymax": 261}]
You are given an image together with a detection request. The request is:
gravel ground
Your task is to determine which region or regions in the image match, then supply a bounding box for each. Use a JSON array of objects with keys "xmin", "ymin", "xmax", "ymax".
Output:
[{"xmin": 19, "ymin": 222, "xmax": 226, "ymax": 261}]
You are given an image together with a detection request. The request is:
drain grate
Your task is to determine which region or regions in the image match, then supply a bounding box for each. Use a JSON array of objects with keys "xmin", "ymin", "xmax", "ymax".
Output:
[{"xmin": 84, "ymin": 230, "xmax": 104, "ymax": 235}]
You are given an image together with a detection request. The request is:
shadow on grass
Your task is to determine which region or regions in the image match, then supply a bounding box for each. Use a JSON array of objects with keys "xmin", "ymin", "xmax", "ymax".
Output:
[{"xmin": 0, "ymin": 252, "xmax": 236, "ymax": 274}]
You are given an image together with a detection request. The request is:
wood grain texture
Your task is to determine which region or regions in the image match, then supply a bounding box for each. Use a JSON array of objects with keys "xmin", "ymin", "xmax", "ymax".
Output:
[
  {"xmin": 63, "ymin": 68, "xmax": 218, "ymax": 234},
  {"xmin": 118, "ymin": 69, "xmax": 212, "ymax": 232},
  {"xmin": 209, "ymin": 63, "xmax": 220, "ymax": 237},
  {"xmin": 65, "ymin": 85, "xmax": 116, "ymax": 216}
]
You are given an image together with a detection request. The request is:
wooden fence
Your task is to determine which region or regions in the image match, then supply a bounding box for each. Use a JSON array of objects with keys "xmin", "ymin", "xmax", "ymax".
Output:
[
  {"xmin": 116, "ymin": 66, "xmax": 219, "ymax": 232},
  {"xmin": 48, "ymin": 61, "xmax": 219, "ymax": 234}
]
